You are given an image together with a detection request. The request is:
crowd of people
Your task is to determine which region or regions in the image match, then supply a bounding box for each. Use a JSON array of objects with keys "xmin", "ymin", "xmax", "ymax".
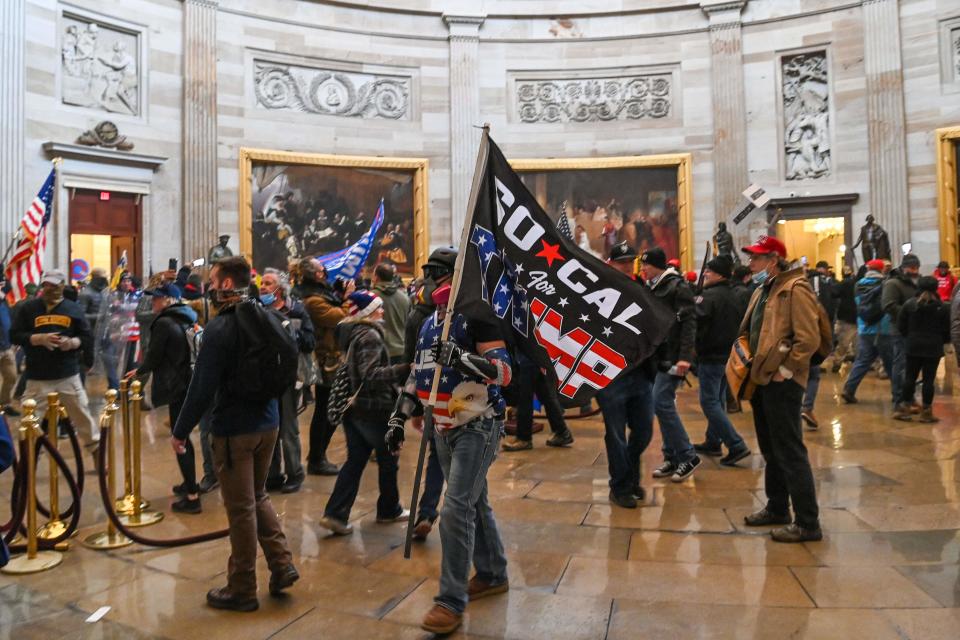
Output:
[{"xmin": 4, "ymin": 231, "xmax": 959, "ymax": 635}]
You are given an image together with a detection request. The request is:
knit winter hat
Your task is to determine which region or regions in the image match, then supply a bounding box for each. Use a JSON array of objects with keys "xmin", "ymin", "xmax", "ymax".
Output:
[
  {"xmin": 640, "ymin": 247, "xmax": 668, "ymax": 270},
  {"xmin": 346, "ymin": 290, "xmax": 383, "ymax": 320},
  {"xmin": 917, "ymin": 276, "xmax": 938, "ymax": 293},
  {"xmin": 705, "ymin": 255, "xmax": 733, "ymax": 279},
  {"xmin": 866, "ymin": 259, "xmax": 885, "ymax": 272}
]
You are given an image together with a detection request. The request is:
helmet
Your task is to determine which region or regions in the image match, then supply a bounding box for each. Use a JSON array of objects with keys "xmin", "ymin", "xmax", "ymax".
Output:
[{"xmin": 423, "ymin": 247, "xmax": 458, "ymax": 280}]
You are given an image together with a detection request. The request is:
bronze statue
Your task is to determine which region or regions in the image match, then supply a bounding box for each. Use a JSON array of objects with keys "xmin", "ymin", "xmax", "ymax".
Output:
[
  {"xmin": 713, "ymin": 222, "xmax": 739, "ymax": 263},
  {"xmin": 208, "ymin": 235, "xmax": 234, "ymax": 264},
  {"xmin": 851, "ymin": 215, "xmax": 891, "ymax": 262}
]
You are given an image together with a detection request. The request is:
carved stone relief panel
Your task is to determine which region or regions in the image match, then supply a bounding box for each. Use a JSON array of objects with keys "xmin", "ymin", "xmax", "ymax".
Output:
[
  {"xmin": 781, "ymin": 50, "xmax": 831, "ymax": 181},
  {"xmin": 253, "ymin": 60, "xmax": 411, "ymax": 120},
  {"xmin": 940, "ymin": 17, "xmax": 960, "ymax": 92},
  {"xmin": 60, "ymin": 13, "xmax": 140, "ymax": 116},
  {"xmin": 511, "ymin": 68, "xmax": 676, "ymax": 124}
]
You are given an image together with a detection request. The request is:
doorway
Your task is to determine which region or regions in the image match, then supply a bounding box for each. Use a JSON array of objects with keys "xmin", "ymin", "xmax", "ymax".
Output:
[
  {"xmin": 69, "ymin": 189, "xmax": 141, "ymax": 281},
  {"xmin": 765, "ymin": 193, "xmax": 859, "ymax": 270}
]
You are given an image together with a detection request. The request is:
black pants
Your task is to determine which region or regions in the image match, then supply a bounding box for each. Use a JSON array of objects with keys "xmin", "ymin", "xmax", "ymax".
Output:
[
  {"xmin": 902, "ymin": 355, "xmax": 940, "ymax": 406},
  {"xmin": 308, "ymin": 384, "xmax": 335, "ymax": 465},
  {"xmin": 324, "ymin": 413, "xmax": 400, "ymax": 522},
  {"xmin": 750, "ymin": 381, "xmax": 819, "ymax": 530},
  {"xmin": 169, "ymin": 397, "xmax": 199, "ymax": 494},
  {"xmin": 514, "ymin": 362, "xmax": 568, "ymax": 442}
]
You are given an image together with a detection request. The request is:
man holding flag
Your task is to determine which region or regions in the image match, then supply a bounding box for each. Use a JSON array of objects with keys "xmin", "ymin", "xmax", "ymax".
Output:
[{"xmin": 387, "ymin": 133, "xmax": 672, "ymax": 635}]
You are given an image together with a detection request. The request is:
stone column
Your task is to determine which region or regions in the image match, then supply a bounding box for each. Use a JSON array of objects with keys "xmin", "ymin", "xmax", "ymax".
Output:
[
  {"xmin": 863, "ymin": 0, "xmax": 909, "ymax": 254},
  {"xmin": 443, "ymin": 14, "xmax": 485, "ymax": 242},
  {"xmin": 0, "ymin": 0, "xmax": 24, "ymax": 247},
  {"xmin": 701, "ymin": 1, "xmax": 749, "ymax": 239},
  {"xmin": 182, "ymin": 0, "xmax": 219, "ymax": 261}
]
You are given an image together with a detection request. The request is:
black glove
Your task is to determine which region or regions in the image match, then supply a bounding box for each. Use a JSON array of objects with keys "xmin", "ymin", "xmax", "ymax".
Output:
[
  {"xmin": 432, "ymin": 339, "xmax": 463, "ymax": 366},
  {"xmin": 385, "ymin": 414, "xmax": 406, "ymax": 455}
]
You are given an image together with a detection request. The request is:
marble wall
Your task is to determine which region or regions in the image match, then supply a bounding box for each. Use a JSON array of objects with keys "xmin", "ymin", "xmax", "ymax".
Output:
[{"xmin": 8, "ymin": 0, "xmax": 960, "ymax": 270}]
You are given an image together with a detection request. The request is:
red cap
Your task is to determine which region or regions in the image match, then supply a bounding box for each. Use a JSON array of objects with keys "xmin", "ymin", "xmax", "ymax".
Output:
[
  {"xmin": 742, "ymin": 235, "xmax": 787, "ymax": 259},
  {"xmin": 667, "ymin": 258, "xmax": 681, "ymax": 268},
  {"xmin": 866, "ymin": 259, "xmax": 885, "ymax": 271},
  {"xmin": 685, "ymin": 270, "xmax": 697, "ymax": 283}
]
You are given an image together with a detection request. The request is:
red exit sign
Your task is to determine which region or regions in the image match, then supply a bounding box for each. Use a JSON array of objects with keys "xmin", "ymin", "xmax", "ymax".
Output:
[{"xmin": 99, "ymin": 191, "xmax": 110, "ymax": 201}]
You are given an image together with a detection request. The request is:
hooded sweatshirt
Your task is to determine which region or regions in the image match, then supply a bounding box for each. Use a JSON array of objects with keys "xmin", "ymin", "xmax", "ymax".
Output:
[
  {"xmin": 373, "ymin": 280, "xmax": 411, "ymax": 360},
  {"xmin": 854, "ymin": 270, "xmax": 892, "ymax": 336},
  {"xmin": 135, "ymin": 303, "xmax": 198, "ymax": 407}
]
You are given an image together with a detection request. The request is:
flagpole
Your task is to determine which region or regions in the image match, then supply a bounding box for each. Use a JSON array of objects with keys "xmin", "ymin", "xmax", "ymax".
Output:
[
  {"xmin": 403, "ymin": 123, "xmax": 490, "ymax": 559},
  {"xmin": 51, "ymin": 157, "xmax": 61, "ymax": 273}
]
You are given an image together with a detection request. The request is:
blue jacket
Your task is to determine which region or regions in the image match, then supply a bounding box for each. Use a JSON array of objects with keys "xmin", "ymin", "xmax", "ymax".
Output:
[
  {"xmin": 0, "ymin": 301, "xmax": 11, "ymax": 351},
  {"xmin": 855, "ymin": 271, "xmax": 893, "ymax": 337},
  {"xmin": 0, "ymin": 415, "xmax": 13, "ymax": 567}
]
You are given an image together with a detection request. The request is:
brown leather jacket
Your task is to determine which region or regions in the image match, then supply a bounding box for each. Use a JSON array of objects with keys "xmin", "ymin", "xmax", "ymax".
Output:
[
  {"xmin": 737, "ymin": 267, "xmax": 820, "ymax": 389},
  {"xmin": 302, "ymin": 291, "xmax": 347, "ymax": 382}
]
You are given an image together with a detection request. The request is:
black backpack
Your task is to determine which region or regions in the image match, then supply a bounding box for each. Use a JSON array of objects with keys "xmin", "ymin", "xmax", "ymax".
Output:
[
  {"xmin": 231, "ymin": 301, "xmax": 299, "ymax": 401},
  {"xmin": 857, "ymin": 282, "xmax": 885, "ymax": 325}
]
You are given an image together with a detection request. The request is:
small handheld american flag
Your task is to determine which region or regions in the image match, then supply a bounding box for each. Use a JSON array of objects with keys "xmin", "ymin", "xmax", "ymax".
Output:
[
  {"xmin": 5, "ymin": 167, "xmax": 56, "ymax": 304},
  {"xmin": 556, "ymin": 201, "xmax": 573, "ymax": 240}
]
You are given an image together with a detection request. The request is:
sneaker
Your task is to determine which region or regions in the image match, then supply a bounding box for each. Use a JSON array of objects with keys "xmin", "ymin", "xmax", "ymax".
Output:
[
  {"xmin": 307, "ymin": 459, "xmax": 340, "ymax": 476},
  {"xmin": 412, "ymin": 516, "xmax": 435, "ymax": 541},
  {"xmin": 467, "ymin": 576, "xmax": 509, "ymax": 601},
  {"xmin": 421, "ymin": 604, "xmax": 462, "ymax": 635},
  {"xmin": 269, "ymin": 565, "xmax": 300, "ymax": 597},
  {"xmin": 893, "ymin": 403, "xmax": 913, "ymax": 421},
  {"xmin": 631, "ymin": 485, "xmax": 646, "ymax": 502},
  {"xmin": 693, "ymin": 441, "xmax": 722, "ymax": 456},
  {"xmin": 652, "ymin": 461, "xmax": 677, "ymax": 478},
  {"xmin": 744, "ymin": 508, "xmax": 792, "ymax": 527},
  {"xmin": 502, "ymin": 437, "xmax": 532, "ymax": 452},
  {"xmin": 670, "ymin": 456, "xmax": 701, "ymax": 483},
  {"xmin": 840, "ymin": 391, "xmax": 857, "ymax": 404},
  {"xmin": 206, "ymin": 587, "xmax": 258, "ymax": 612},
  {"xmin": 281, "ymin": 477, "xmax": 304, "ymax": 494},
  {"xmin": 2, "ymin": 405, "xmax": 20, "ymax": 417},
  {"xmin": 171, "ymin": 496, "xmax": 201, "ymax": 514},
  {"xmin": 719, "ymin": 447, "xmax": 751, "ymax": 467},
  {"xmin": 770, "ymin": 523, "xmax": 823, "ymax": 543},
  {"xmin": 318, "ymin": 515, "xmax": 353, "ymax": 536},
  {"xmin": 608, "ymin": 490, "xmax": 637, "ymax": 509},
  {"xmin": 800, "ymin": 411, "xmax": 819, "ymax": 430},
  {"xmin": 908, "ymin": 402, "xmax": 922, "ymax": 415},
  {"xmin": 198, "ymin": 476, "xmax": 219, "ymax": 494},
  {"xmin": 376, "ymin": 508, "xmax": 410, "ymax": 524},
  {"xmin": 545, "ymin": 429, "xmax": 574, "ymax": 447},
  {"xmin": 918, "ymin": 407, "xmax": 939, "ymax": 423},
  {"xmin": 172, "ymin": 482, "xmax": 189, "ymax": 496}
]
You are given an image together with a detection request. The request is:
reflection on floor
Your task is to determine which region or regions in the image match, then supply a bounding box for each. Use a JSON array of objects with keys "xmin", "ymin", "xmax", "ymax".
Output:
[{"xmin": 3, "ymin": 369, "xmax": 960, "ymax": 639}]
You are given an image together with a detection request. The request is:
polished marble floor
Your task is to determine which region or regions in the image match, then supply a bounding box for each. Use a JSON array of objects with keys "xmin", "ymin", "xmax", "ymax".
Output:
[{"xmin": 3, "ymin": 367, "xmax": 960, "ymax": 639}]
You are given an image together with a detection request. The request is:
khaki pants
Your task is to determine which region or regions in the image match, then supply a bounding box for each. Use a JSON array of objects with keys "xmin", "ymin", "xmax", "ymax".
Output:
[
  {"xmin": 212, "ymin": 429, "xmax": 292, "ymax": 599},
  {"xmin": 0, "ymin": 348, "xmax": 16, "ymax": 405},
  {"xmin": 827, "ymin": 321, "xmax": 857, "ymax": 368},
  {"xmin": 24, "ymin": 374, "xmax": 98, "ymax": 445}
]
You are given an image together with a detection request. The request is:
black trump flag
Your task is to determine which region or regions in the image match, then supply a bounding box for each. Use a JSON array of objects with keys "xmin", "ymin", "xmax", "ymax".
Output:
[{"xmin": 452, "ymin": 138, "xmax": 674, "ymax": 408}]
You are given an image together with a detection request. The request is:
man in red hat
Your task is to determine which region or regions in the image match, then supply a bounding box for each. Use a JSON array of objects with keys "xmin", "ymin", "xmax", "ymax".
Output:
[{"xmin": 737, "ymin": 236, "xmax": 822, "ymax": 543}]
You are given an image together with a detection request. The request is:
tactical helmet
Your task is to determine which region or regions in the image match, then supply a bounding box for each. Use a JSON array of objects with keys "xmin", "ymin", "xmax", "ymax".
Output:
[{"xmin": 422, "ymin": 247, "xmax": 458, "ymax": 280}]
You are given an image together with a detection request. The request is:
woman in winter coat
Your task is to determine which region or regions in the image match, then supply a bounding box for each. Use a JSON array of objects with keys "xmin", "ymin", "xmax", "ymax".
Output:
[
  {"xmin": 318, "ymin": 291, "xmax": 410, "ymax": 535},
  {"xmin": 894, "ymin": 276, "xmax": 950, "ymax": 423}
]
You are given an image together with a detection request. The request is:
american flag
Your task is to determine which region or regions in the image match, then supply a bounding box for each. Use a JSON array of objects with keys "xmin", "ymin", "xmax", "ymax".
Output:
[
  {"xmin": 5, "ymin": 168, "xmax": 56, "ymax": 304},
  {"xmin": 556, "ymin": 201, "xmax": 573, "ymax": 240},
  {"xmin": 109, "ymin": 250, "xmax": 128, "ymax": 290}
]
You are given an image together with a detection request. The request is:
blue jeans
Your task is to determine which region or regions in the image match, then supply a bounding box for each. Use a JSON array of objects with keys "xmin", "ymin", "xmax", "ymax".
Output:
[
  {"xmin": 843, "ymin": 334, "xmax": 903, "ymax": 404},
  {"xmin": 697, "ymin": 362, "xmax": 746, "ymax": 451},
  {"xmin": 654, "ymin": 372, "xmax": 695, "ymax": 465},
  {"xmin": 597, "ymin": 368, "xmax": 654, "ymax": 496},
  {"xmin": 801, "ymin": 365, "xmax": 821, "ymax": 412},
  {"xmin": 324, "ymin": 414, "xmax": 400, "ymax": 522},
  {"xmin": 434, "ymin": 416, "xmax": 507, "ymax": 614},
  {"xmin": 416, "ymin": 433, "xmax": 444, "ymax": 523}
]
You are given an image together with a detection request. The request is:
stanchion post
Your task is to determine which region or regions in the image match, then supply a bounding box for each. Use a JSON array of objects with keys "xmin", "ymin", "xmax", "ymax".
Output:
[
  {"xmin": 2, "ymin": 400, "xmax": 63, "ymax": 574},
  {"xmin": 37, "ymin": 392, "xmax": 68, "ymax": 542},
  {"xmin": 115, "ymin": 379, "xmax": 147, "ymax": 515},
  {"xmin": 119, "ymin": 380, "xmax": 162, "ymax": 527},
  {"xmin": 82, "ymin": 390, "xmax": 132, "ymax": 549}
]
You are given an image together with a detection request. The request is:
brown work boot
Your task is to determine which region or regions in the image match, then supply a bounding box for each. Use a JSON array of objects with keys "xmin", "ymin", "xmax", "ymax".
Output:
[
  {"xmin": 421, "ymin": 604, "xmax": 462, "ymax": 635},
  {"xmin": 918, "ymin": 406, "xmax": 939, "ymax": 423},
  {"xmin": 502, "ymin": 437, "xmax": 532, "ymax": 452},
  {"xmin": 468, "ymin": 575, "xmax": 509, "ymax": 601},
  {"xmin": 206, "ymin": 587, "xmax": 258, "ymax": 612},
  {"xmin": 892, "ymin": 403, "xmax": 913, "ymax": 422}
]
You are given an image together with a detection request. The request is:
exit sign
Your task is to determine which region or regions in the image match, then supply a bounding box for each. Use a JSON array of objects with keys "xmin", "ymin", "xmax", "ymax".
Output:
[{"xmin": 99, "ymin": 191, "xmax": 110, "ymax": 201}]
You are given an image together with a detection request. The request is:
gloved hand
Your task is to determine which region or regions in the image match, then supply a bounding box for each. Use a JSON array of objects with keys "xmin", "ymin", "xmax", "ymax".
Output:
[
  {"xmin": 432, "ymin": 339, "xmax": 463, "ymax": 367},
  {"xmin": 385, "ymin": 414, "xmax": 406, "ymax": 455}
]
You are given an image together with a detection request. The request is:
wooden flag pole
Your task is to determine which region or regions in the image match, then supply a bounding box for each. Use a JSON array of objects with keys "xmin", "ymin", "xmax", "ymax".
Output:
[{"xmin": 403, "ymin": 124, "xmax": 491, "ymax": 559}]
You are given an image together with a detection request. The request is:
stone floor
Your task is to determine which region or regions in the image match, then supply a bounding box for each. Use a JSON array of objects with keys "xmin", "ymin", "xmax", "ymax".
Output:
[{"xmin": 2, "ymin": 367, "xmax": 960, "ymax": 639}]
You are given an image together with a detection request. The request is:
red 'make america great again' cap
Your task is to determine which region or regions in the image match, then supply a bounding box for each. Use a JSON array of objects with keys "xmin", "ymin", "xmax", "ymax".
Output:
[{"xmin": 742, "ymin": 235, "xmax": 787, "ymax": 259}]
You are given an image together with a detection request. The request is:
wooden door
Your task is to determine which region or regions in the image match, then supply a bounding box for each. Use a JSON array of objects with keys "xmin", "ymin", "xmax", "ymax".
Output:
[{"xmin": 69, "ymin": 190, "xmax": 142, "ymax": 276}]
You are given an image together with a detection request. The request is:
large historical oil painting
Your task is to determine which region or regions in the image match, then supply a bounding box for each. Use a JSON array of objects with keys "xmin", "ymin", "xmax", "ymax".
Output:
[
  {"xmin": 239, "ymin": 149, "xmax": 429, "ymax": 275},
  {"xmin": 511, "ymin": 154, "xmax": 693, "ymax": 268}
]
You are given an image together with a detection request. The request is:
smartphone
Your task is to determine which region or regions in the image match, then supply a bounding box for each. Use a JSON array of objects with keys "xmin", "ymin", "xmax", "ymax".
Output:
[
  {"xmin": 192, "ymin": 258, "xmax": 205, "ymax": 268},
  {"xmin": 168, "ymin": 258, "xmax": 178, "ymax": 271}
]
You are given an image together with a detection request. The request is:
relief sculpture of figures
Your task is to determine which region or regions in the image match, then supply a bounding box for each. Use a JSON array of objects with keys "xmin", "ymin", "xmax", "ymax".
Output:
[
  {"xmin": 782, "ymin": 51, "xmax": 831, "ymax": 181},
  {"xmin": 61, "ymin": 19, "xmax": 139, "ymax": 116}
]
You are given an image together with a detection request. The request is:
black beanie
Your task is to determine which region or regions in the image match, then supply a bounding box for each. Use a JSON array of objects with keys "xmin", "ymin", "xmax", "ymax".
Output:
[
  {"xmin": 918, "ymin": 276, "xmax": 938, "ymax": 293},
  {"xmin": 706, "ymin": 255, "xmax": 733, "ymax": 279},
  {"xmin": 640, "ymin": 247, "xmax": 667, "ymax": 270}
]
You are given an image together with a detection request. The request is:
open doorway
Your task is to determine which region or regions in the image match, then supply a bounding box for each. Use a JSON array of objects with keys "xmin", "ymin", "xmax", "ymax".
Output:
[
  {"xmin": 766, "ymin": 194, "xmax": 858, "ymax": 271},
  {"xmin": 68, "ymin": 189, "xmax": 141, "ymax": 282}
]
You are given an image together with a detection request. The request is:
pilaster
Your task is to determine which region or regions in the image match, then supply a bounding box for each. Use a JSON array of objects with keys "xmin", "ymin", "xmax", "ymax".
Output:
[
  {"xmin": 182, "ymin": 0, "xmax": 219, "ymax": 261},
  {"xmin": 443, "ymin": 14, "xmax": 484, "ymax": 242},
  {"xmin": 0, "ymin": 0, "xmax": 25, "ymax": 248}
]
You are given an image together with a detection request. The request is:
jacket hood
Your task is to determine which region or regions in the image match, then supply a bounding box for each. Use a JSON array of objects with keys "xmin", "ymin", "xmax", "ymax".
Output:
[
  {"xmin": 161, "ymin": 303, "xmax": 198, "ymax": 325},
  {"xmin": 861, "ymin": 270, "xmax": 884, "ymax": 282},
  {"xmin": 768, "ymin": 267, "xmax": 805, "ymax": 292},
  {"xmin": 336, "ymin": 318, "xmax": 382, "ymax": 350},
  {"xmin": 374, "ymin": 281, "xmax": 401, "ymax": 296},
  {"xmin": 650, "ymin": 267, "xmax": 681, "ymax": 291}
]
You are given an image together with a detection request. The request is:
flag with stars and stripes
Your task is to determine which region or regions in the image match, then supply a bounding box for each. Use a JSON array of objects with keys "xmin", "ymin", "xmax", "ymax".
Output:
[
  {"xmin": 556, "ymin": 206, "xmax": 574, "ymax": 241},
  {"xmin": 5, "ymin": 168, "xmax": 56, "ymax": 304},
  {"xmin": 452, "ymin": 137, "xmax": 673, "ymax": 407}
]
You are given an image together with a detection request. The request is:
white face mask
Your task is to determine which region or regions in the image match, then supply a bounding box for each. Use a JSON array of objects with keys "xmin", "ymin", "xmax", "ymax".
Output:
[{"xmin": 752, "ymin": 270, "xmax": 769, "ymax": 285}]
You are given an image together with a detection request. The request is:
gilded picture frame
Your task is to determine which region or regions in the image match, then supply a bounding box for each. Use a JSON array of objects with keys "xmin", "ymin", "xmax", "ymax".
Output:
[
  {"xmin": 238, "ymin": 147, "xmax": 430, "ymax": 275},
  {"xmin": 936, "ymin": 126, "xmax": 960, "ymax": 267},
  {"xmin": 509, "ymin": 153, "xmax": 694, "ymax": 271}
]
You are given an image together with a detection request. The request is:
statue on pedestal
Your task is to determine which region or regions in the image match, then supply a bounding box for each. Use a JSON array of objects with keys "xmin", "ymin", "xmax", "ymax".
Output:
[
  {"xmin": 714, "ymin": 222, "xmax": 739, "ymax": 263},
  {"xmin": 208, "ymin": 235, "xmax": 234, "ymax": 264},
  {"xmin": 851, "ymin": 215, "xmax": 891, "ymax": 263}
]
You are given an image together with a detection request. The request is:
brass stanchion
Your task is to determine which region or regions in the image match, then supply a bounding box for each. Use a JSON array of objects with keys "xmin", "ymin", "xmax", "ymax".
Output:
[
  {"xmin": 2, "ymin": 400, "xmax": 63, "ymax": 574},
  {"xmin": 118, "ymin": 381, "xmax": 162, "ymax": 527},
  {"xmin": 37, "ymin": 392, "xmax": 69, "ymax": 542},
  {"xmin": 83, "ymin": 390, "xmax": 133, "ymax": 549},
  {"xmin": 115, "ymin": 379, "xmax": 147, "ymax": 515}
]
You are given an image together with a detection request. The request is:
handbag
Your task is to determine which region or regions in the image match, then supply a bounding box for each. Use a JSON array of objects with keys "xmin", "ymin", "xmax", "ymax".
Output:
[
  {"xmin": 326, "ymin": 338, "xmax": 363, "ymax": 426},
  {"xmin": 725, "ymin": 335, "xmax": 754, "ymax": 410}
]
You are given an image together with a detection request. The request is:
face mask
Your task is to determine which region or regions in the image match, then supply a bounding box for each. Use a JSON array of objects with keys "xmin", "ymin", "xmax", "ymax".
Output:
[
  {"xmin": 210, "ymin": 287, "xmax": 242, "ymax": 310},
  {"xmin": 259, "ymin": 292, "xmax": 276, "ymax": 306},
  {"xmin": 42, "ymin": 284, "xmax": 65, "ymax": 306},
  {"xmin": 752, "ymin": 270, "xmax": 769, "ymax": 285}
]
